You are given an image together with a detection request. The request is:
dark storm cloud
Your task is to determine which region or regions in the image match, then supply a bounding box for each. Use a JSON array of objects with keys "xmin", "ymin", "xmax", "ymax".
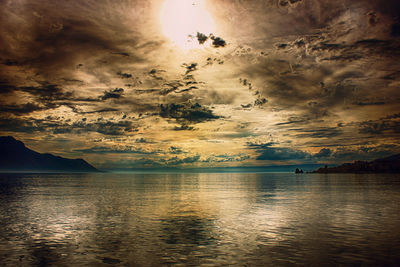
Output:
[
  {"xmin": 251, "ymin": 59, "xmax": 350, "ymax": 111},
  {"xmin": 194, "ymin": 32, "xmax": 226, "ymax": 48},
  {"xmin": 0, "ymin": 103, "xmax": 52, "ymax": 115},
  {"xmin": 159, "ymin": 102, "xmax": 221, "ymax": 126},
  {"xmin": 311, "ymin": 38, "xmax": 400, "ymax": 62},
  {"xmin": 242, "ymin": 51, "xmax": 396, "ymax": 128},
  {"xmin": 0, "ymin": 83, "xmax": 105, "ymax": 115},
  {"xmin": 210, "ymin": 35, "xmax": 226, "ymax": 48},
  {"xmin": 16, "ymin": 84, "xmax": 74, "ymax": 102},
  {"xmin": 196, "ymin": 32, "xmax": 208, "ymax": 44},
  {"xmin": 59, "ymin": 120, "xmax": 140, "ymax": 135},
  {"xmin": 0, "ymin": 116, "xmax": 138, "ymax": 136},
  {"xmin": 205, "ymin": 57, "xmax": 224, "ymax": 66},
  {"xmin": 275, "ymin": 43, "xmax": 288, "ymax": 49},
  {"xmin": 254, "ymin": 97, "xmax": 268, "ymax": 107},
  {"xmin": 0, "ymin": 82, "xmax": 130, "ymax": 116},
  {"xmin": 247, "ymin": 142, "xmax": 310, "ymax": 161},
  {"xmin": 1, "ymin": 83, "xmax": 88, "ymax": 101},
  {"xmin": 359, "ymin": 119, "xmax": 400, "ymax": 135},
  {"xmin": 172, "ymin": 125, "xmax": 195, "ymax": 131},
  {"xmin": 100, "ymin": 88, "xmax": 124, "ymax": 100},
  {"xmin": 160, "ymin": 81, "xmax": 183, "ymax": 95},
  {"xmin": 155, "ymin": 66, "xmax": 202, "ymax": 96},
  {"xmin": 116, "ymin": 72, "xmax": 132, "ymax": 79},
  {"xmin": 56, "ymin": 119, "xmax": 139, "ymax": 135},
  {"xmin": 183, "ymin": 63, "xmax": 198, "ymax": 74},
  {"xmin": 231, "ymin": 0, "xmax": 400, "ymax": 128},
  {"xmin": 0, "ymin": 117, "xmax": 47, "ymax": 133},
  {"xmin": 239, "ymin": 58, "xmax": 330, "ymax": 113},
  {"xmin": 166, "ymin": 155, "xmax": 201, "ymax": 165},
  {"xmin": 0, "ymin": 0, "xmax": 151, "ymax": 80},
  {"xmin": 0, "ymin": 0, "xmax": 158, "ymax": 125},
  {"xmin": 314, "ymin": 148, "xmax": 332, "ymax": 158}
]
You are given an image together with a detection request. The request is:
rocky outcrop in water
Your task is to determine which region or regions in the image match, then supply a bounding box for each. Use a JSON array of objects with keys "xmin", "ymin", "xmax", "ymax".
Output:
[{"xmin": 295, "ymin": 168, "xmax": 304, "ymax": 174}]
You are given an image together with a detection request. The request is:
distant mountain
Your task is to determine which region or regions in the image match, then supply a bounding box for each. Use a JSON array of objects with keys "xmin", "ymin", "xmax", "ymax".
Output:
[
  {"xmin": 0, "ymin": 136, "xmax": 99, "ymax": 172},
  {"xmin": 312, "ymin": 154, "xmax": 400, "ymax": 173}
]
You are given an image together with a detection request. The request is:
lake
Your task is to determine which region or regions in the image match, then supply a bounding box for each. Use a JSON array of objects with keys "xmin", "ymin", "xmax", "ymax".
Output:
[{"xmin": 0, "ymin": 172, "xmax": 399, "ymax": 266}]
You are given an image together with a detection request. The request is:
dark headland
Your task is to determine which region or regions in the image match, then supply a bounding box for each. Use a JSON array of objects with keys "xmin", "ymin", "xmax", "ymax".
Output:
[
  {"xmin": 0, "ymin": 136, "xmax": 99, "ymax": 172},
  {"xmin": 311, "ymin": 154, "xmax": 400, "ymax": 173}
]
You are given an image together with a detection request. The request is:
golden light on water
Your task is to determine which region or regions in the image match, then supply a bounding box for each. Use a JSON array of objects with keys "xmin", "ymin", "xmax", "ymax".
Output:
[{"xmin": 160, "ymin": 0, "xmax": 214, "ymax": 50}]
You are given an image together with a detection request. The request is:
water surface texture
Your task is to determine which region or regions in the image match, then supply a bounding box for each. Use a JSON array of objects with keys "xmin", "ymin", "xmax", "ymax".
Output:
[{"xmin": 0, "ymin": 173, "xmax": 400, "ymax": 266}]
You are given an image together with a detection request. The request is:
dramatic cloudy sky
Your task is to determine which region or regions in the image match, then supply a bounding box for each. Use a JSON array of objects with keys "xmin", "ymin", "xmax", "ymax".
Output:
[{"xmin": 1, "ymin": 0, "xmax": 400, "ymax": 169}]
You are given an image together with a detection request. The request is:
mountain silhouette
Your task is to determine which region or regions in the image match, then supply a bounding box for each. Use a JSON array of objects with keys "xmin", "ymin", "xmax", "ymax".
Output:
[
  {"xmin": 312, "ymin": 153, "xmax": 400, "ymax": 173},
  {"xmin": 0, "ymin": 136, "xmax": 99, "ymax": 172}
]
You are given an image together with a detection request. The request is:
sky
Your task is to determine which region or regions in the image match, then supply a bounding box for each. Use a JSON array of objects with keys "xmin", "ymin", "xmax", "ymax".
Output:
[{"xmin": 0, "ymin": 0, "xmax": 399, "ymax": 169}]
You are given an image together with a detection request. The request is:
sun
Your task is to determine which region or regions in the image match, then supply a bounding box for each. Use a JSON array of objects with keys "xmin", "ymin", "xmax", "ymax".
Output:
[{"xmin": 160, "ymin": 0, "xmax": 215, "ymax": 50}]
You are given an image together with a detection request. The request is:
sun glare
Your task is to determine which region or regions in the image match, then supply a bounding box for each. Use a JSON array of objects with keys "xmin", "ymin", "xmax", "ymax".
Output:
[{"xmin": 160, "ymin": 0, "xmax": 214, "ymax": 50}]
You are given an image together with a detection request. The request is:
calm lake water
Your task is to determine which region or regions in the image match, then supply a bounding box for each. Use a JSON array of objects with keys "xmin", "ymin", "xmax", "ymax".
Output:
[{"xmin": 0, "ymin": 172, "xmax": 400, "ymax": 266}]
